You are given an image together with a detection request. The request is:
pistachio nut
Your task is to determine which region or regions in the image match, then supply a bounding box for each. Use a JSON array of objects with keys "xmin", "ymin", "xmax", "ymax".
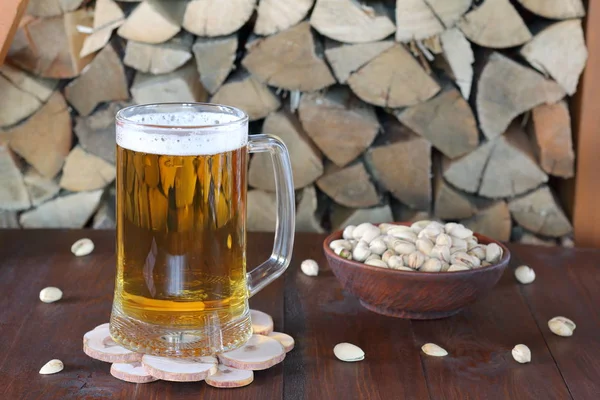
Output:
[
  {"xmin": 548, "ymin": 316, "xmax": 576, "ymax": 337},
  {"xmin": 485, "ymin": 243, "xmax": 503, "ymax": 263},
  {"xmin": 514, "ymin": 265, "xmax": 535, "ymax": 284},
  {"xmin": 365, "ymin": 259, "xmax": 388, "ymax": 268},
  {"xmin": 342, "ymin": 225, "xmax": 356, "ymax": 240},
  {"xmin": 415, "ymin": 238, "xmax": 434, "ymax": 256},
  {"xmin": 420, "ymin": 258, "xmax": 442, "ymax": 272},
  {"xmin": 369, "ymin": 237, "xmax": 387, "ymax": 255},
  {"xmin": 407, "ymin": 251, "xmax": 426, "ymax": 269}
]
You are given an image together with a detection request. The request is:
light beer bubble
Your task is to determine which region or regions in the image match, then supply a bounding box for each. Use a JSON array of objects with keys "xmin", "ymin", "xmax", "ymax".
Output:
[{"xmin": 117, "ymin": 111, "xmax": 247, "ymax": 156}]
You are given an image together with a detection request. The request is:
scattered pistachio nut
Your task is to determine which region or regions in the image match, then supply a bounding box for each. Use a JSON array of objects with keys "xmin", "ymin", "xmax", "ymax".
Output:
[
  {"xmin": 39, "ymin": 359, "xmax": 64, "ymax": 375},
  {"xmin": 511, "ymin": 344, "xmax": 531, "ymax": 364},
  {"xmin": 300, "ymin": 259, "xmax": 319, "ymax": 277},
  {"xmin": 333, "ymin": 343, "xmax": 364, "ymax": 362},
  {"xmin": 514, "ymin": 265, "xmax": 535, "ymax": 284},
  {"xmin": 71, "ymin": 238, "xmax": 94, "ymax": 257},
  {"xmin": 548, "ymin": 316, "xmax": 576, "ymax": 337},
  {"xmin": 421, "ymin": 343, "xmax": 448, "ymax": 357},
  {"xmin": 39, "ymin": 287, "xmax": 63, "ymax": 303}
]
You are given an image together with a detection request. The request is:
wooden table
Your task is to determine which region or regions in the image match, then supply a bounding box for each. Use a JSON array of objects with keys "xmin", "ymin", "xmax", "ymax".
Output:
[{"xmin": 1, "ymin": 230, "xmax": 599, "ymax": 399}]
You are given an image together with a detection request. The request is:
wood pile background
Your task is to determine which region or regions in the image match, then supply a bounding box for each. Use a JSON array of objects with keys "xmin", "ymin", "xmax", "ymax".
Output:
[{"xmin": 0, "ymin": 0, "xmax": 589, "ymax": 246}]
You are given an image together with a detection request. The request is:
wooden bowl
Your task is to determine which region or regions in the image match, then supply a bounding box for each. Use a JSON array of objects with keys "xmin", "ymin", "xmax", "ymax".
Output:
[{"xmin": 323, "ymin": 223, "xmax": 511, "ymax": 320}]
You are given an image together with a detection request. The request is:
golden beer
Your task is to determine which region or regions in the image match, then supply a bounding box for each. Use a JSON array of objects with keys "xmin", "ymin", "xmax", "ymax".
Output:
[{"xmin": 110, "ymin": 104, "xmax": 295, "ymax": 358}]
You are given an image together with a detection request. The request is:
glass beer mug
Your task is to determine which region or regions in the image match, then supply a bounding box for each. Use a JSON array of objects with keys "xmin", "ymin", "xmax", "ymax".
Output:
[{"xmin": 109, "ymin": 103, "xmax": 295, "ymax": 357}]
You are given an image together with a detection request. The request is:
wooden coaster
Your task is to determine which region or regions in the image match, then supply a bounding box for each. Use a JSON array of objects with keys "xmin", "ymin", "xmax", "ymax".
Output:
[
  {"xmin": 141, "ymin": 355, "xmax": 218, "ymax": 382},
  {"xmin": 268, "ymin": 331, "xmax": 295, "ymax": 353},
  {"xmin": 206, "ymin": 364, "xmax": 254, "ymax": 388},
  {"xmin": 218, "ymin": 334, "xmax": 285, "ymax": 371},
  {"xmin": 83, "ymin": 327, "xmax": 142, "ymax": 363},
  {"xmin": 250, "ymin": 309, "xmax": 274, "ymax": 335},
  {"xmin": 110, "ymin": 362, "xmax": 159, "ymax": 383}
]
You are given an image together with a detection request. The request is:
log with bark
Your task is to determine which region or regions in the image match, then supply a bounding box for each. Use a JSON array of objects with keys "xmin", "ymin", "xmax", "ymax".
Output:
[
  {"xmin": 528, "ymin": 100, "xmax": 575, "ymax": 178},
  {"xmin": 365, "ymin": 117, "xmax": 431, "ymax": 211},
  {"xmin": 440, "ymin": 28, "xmax": 473, "ymax": 99},
  {"xmin": 131, "ymin": 61, "xmax": 207, "ymax": 104},
  {"xmin": 59, "ymin": 146, "xmax": 116, "ymax": 192},
  {"xmin": 7, "ymin": 92, "xmax": 72, "ymax": 179},
  {"xmin": 23, "ymin": 169, "xmax": 60, "ymax": 207},
  {"xmin": 247, "ymin": 189, "xmax": 277, "ymax": 232},
  {"xmin": 298, "ymin": 87, "xmax": 379, "ymax": 167},
  {"xmin": 75, "ymin": 101, "xmax": 131, "ymax": 163},
  {"xmin": 395, "ymin": 86, "xmax": 478, "ymax": 159},
  {"xmin": 508, "ymin": 185, "xmax": 573, "ymax": 238},
  {"xmin": 249, "ymin": 110, "xmax": 323, "ymax": 191},
  {"xmin": 124, "ymin": 32, "xmax": 193, "ymax": 75},
  {"xmin": 395, "ymin": 0, "xmax": 471, "ymax": 42},
  {"xmin": 310, "ymin": 0, "xmax": 395, "ymax": 44},
  {"xmin": 458, "ymin": 0, "xmax": 531, "ymax": 48},
  {"xmin": 210, "ymin": 71, "xmax": 280, "ymax": 121},
  {"xmin": 254, "ymin": 0, "xmax": 314, "ymax": 36},
  {"xmin": 0, "ymin": 144, "xmax": 31, "ymax": 211},
  {"xmin": 443, "ymin": 123, "xmax": 548, "ymax": 198},
  {"xmin": 80, "ymin": 0, "xmax": 125, "ymax": 57},
  {"xmin": 19, "ymin": 190, "xmax": 104, "ymax": 228},
  {"xmin": 0, "ymin": 64, "xmax": 57, "ymax": 128},
  {"xmin": 330, "ymin": 204, "xmax": 393, "ymax": 231},
  {"xmin": 347, "ymin": 44, "xmax": 440, "ymax": 108},
  {"xmin": 520, "ymin": 19, "xmax": 587, "ymax": 96},
  {"xmin": 8, "ymin": 10, "xmax": 94, "ymax": 77},
  {"xmin": 27, "ymin": 0, "xmax": 84, "ymax": 17},
  {"xmin": 433, "ymin": 158, "xmax": 477, "ymax": 220},
  {"xmin": 324, "ymin": 40, "xmax": 394, "ymax": 84},
  {"xmin": 461, "ymin": 201, "xmax": 512, "ymax": 242},
  {"xmin": 183, "ymin": 0, "xmax": 256, "ymax": 37},
  {"xmin": 242, "ymin": 22, "xmax": 335, "ymax": 92},
  {"xmin": 316, "ymin": 162, "xmax": 379, "ymax": 208},
  {"xmin": 192, "ymin": 34, "xmax": 237, "ymax": 94},
  {"xmin": 295, "ymin": 185, "xmax": 325, "ymax": 233},
  {"xmin": 476, "ymin": 52, "xmax": 565, "ymax": 140},
  {"xmin": 65, "ymin": 44, "xmax": 129, "ymax": 116},
  {"xmin": 516, "ymin": 0, "xmax": 585, "ymax": 19},
  {"xmin": 117, "ymin": 0, "xmax": 183, "ymax": 44}
]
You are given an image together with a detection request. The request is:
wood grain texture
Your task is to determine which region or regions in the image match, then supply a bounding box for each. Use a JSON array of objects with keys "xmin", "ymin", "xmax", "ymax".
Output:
[
  {"xmin": 1, "ymin": 230, "xmax": 596, "ymax": 399},
  {"xmin": 513, "ymin": 245, "xmax": 600, "ymax": 399},
  {"xmin": 410, "ymin": 254, "xmax": 571, "ymax": 400},
  {"xmin": 569, "ymin": 0, "xmax": 600, "ymax": 248},
  {"xmin": 0, "ymin": 0, "xmax": 30, "ymax": 66},
  {"xmin": 0, "ymin": 230, "xmax": 282, "ymax": 400}
]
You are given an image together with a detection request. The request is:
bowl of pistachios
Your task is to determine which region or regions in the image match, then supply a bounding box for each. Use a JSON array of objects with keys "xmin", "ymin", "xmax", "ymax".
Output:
[{"xmin": 322, "ymin": 220, "xmax": 511, "ymax": 320}]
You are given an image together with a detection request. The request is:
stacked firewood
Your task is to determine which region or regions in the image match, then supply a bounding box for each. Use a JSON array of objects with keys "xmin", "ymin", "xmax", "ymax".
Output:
[{"xmin": 0, "ymin": 0, "xmax": 587, "ymax": 245}]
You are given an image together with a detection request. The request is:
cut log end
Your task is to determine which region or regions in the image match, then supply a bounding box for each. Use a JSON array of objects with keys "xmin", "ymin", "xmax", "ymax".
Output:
[
  {"xmin": 250, "ymin": 309, "xmax": 274, "ymax": 335},
  {"xmin": 205, "ymin": 364, "xmax": 254, "ymax": 388},
  {"xmin": 141, "ymin": 355, "xmax": 218, "ymax": 382},
  {"xmin": 347, "ymin": 44, "xmax": 440, "ymax": 108},
  {"xmin": 310, "ymin": 0, "xmax": 395, "ymax": 44},
  {"xmin": 508, "ymin": 186, "xmax": 573, "ymax": 237},
  {"xmin": 317, "ymin": 162, "xmax": 379, "ymax": 208},
  {"xmin": 516, "ymin": 0, "xmax": 585, "ymax": 19},
  {"xmin": 83, "ymin": 327, "xmax": 143, "ymax": 364},
  {"xmin": 458, "ymin": 0, "xmax": 532, "ymax": 49},
  {"xmin": 217, "ymin": 334, "xmax": 286, "ymax": 371},
  {"xmin": 242, "ymin": 22, "xmax": 335, "ymax": 92},
  {"xmin": 183, "ymin": 0, "xmax": 257, "ymax": 37},
  {"xmin": 110, "ymin": 362, "xmax": 159, "ymax": 383},
  {"xmin": 254, "ymin": 0, "xmax": 314, "ymax": 36},
  {"xmin": 268, "ymin": 332, "xmax": 295, "ymax": 353},
  {"xmin": 461, "ymin": 201, "xmax": 512, "ymax": 242}
]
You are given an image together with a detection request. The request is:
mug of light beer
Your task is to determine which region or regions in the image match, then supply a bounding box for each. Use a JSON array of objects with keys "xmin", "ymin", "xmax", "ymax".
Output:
[{"xmin": 109, "ymin": 103, "xmax": 295, "ymax": 358}]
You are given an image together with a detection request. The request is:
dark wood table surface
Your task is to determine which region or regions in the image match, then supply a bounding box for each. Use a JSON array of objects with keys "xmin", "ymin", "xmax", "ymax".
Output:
[{"xmin": 1, "ymin": 230, "xmax": 600, "ymax": 400}]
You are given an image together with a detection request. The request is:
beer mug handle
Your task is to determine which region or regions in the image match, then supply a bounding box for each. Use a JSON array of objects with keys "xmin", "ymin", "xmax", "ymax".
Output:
[{"xmin": 246, "ymin": 134, "xmax": 295, "ymax": 297}]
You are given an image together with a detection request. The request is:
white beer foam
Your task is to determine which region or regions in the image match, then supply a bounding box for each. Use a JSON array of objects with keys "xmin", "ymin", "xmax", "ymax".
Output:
[{"xmin": 116, "ymin": 111, "xmax": 247, "ymax": 155}]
